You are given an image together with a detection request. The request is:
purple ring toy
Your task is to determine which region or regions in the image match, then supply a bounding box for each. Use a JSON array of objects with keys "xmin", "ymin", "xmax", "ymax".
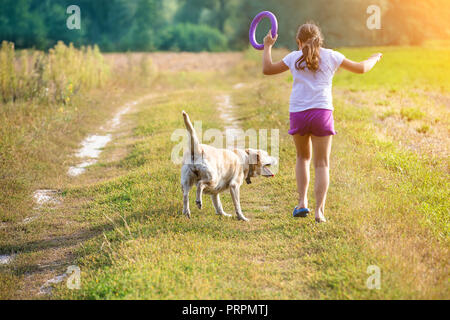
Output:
[{"xmin": 249, "ymin": 11, "xmax": 278, "ymax": 50}]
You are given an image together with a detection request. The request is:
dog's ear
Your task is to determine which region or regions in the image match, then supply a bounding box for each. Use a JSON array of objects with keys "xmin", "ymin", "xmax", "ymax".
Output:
[{"xmin": 245, "ymin": 149, "xmax": 258, "ymax": 165}]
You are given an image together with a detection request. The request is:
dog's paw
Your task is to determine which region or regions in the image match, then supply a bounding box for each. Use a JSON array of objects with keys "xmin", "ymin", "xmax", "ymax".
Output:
[
  {"xmin": 218, "ymin": 211, "xmax": 232, "ymax": 217},
  {"xmin": 237, "ymin": 215, "xmax": 249, "ymax": 222},
  {"xmin": 195, "ymin": 200, "xmax": 202, "ymax": 209},
  {"xmin": 183, "ymin": 211, "xmax": 191, "ymax": 219}
]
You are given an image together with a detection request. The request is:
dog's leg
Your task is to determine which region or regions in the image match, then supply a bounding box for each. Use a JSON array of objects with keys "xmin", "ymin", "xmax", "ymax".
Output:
[
  {"xmin": 211, "ymin": 194, "xmax": 231, "ymax": 217},
  {"xmin": 182, "ymin": 183, "xmax": 192, "ymax": 218},
  {"xmin": 181, "ymin": 165, "xmax": 194, "ymax": 219},
  {"xmin": 196, "ymin": 182, "xmax": 205, "ymax": 209},
  {"xmin": 229, "ymin": 183, "xmax": 249, "ymax": 221}
]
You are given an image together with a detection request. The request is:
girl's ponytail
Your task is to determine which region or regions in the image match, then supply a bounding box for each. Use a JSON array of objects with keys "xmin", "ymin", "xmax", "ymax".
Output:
[{"xmin": 295, "ymin": 23, "xmax": 323, "ymax": 73}]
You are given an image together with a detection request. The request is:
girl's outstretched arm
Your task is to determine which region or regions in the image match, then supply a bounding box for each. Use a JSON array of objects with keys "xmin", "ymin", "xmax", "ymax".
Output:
[
  {"xmin": 262, "ymin": 32, "xmax": 289, "ymax": 75},
  {"xmin": 340, "ymin": 53, "xmax": 383, "ymax": 74}
]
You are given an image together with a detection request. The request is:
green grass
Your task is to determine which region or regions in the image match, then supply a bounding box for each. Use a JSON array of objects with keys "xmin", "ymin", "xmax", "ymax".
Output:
[
  {"xmin": 56, "ymin": 91, "xmax": 380, "ymax": 299},
  {"xmin": 52, "ymin": 46, "xmax": 448, "ymax": 299},
  {"xmin": 335, "ymin": 46, "xmax": 450, "ymax": 92},
  {"xmin": 0, "ymin": 47, "xmax": 158, "ymax": 298},
  {"xmin": 1, "ymin": 46, "xmax": 448, "ymax": 299}
]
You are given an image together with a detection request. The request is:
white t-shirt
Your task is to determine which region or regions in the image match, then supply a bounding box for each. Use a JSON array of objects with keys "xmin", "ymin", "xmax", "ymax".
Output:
[{"xmin": 282, "ymin": 48, "xmax": 345, "ymax": 113}]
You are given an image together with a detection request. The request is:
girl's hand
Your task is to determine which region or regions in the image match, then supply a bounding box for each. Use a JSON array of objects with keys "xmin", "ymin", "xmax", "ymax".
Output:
[
  {"xmin": 341, "ymin": 53, "xmax": 383, "ymax": 74},
  {"xmin": 370, "ymin": 53, "xmax": 383, "ymax": 61},
  {"xmin": 263, "ymin": 31, "xmax": 278, "ymax": 47},
  {"xmin": 262, "ymin": 31, "xmax": 289, "ymax": 75}
]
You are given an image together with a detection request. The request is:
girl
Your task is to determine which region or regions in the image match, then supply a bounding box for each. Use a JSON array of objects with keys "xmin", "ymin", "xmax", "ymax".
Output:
[{"xmin": 262, "ymin": 22, "xmax": 382, "ymax": 223}]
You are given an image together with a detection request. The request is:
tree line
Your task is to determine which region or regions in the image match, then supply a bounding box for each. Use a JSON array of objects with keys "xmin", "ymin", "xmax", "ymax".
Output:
[{"xmin": 1, "ymin": 0, "xmax": 448, "ymax": 52}]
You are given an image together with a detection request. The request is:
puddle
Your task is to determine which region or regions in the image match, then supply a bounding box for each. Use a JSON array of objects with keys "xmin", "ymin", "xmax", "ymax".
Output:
[
  {"xmin": 111, "ymin": 106, "xmax": 131, "ymax": 128},
  {"xmin": 39, "ymin": 273, "xmax": 68, "ymax": 295},
  {"xmin": 67, "ymin": 159, "xmax": 97, "ymax": 176},
  {"xmin": 23, "ymin": 189, "xmax": 61, "ymax": 223},
  {"xmin": 33, "ymin": 189, "xmax": 61, "ymax": 206},
  {"xmin": 76, "ymin": 134, "xmax": 112, "ymax": 159},
  {"xmin": 111, "ymin": 101, "xmax": 138, "ymax": 128},
  {"xmin": 67, "ymin": 95, "xmax": 160, "ymax": 177},
  {"xmin": 68, "ymin": 135, "xmax": 111, "ymax": 176},
  {"xmin": 0, "ymin": 254, "xmax": 14, "ymax": 265},
  {"xmin": 67, "ymin": 100, "xmax": 140, "ymax": 177}
]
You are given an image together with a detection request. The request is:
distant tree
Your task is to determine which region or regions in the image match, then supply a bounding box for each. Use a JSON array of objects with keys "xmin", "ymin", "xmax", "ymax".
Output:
[
  {"xmin": 72, "ymin": 0, "xmax": 135, "ymax": 51},
  {"xmin": 130, "ymin": 0, "xmax": 163, "ymax": 51},
  {"xmin": 174, "ymin": 0, "xmax": 213, "ymax": 24},
  {"xmin": 0, "ymin": 0, "xmax": 47, "ymax": 49},
  {"xmin": 31, "ymin": 0, "xmax": 85, "ymax": 48},
  {"xmin": 0, "ymin": 0, "xmax": 449, "ymax": 51},
  {"xmin": 159, "ymin": 23, "xmax": 227, "ymax": 52}
]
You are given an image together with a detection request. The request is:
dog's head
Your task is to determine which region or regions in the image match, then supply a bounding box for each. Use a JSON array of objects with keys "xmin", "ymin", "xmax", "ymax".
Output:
[{"xmin": 245, "ymin": 149, "xmax": 277, "ymax": 184}]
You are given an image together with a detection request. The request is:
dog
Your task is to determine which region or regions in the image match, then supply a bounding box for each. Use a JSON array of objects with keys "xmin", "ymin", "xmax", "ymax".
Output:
[{"xmin": 180, "ymin": 111, "xmax": 277, "ymax": 221}]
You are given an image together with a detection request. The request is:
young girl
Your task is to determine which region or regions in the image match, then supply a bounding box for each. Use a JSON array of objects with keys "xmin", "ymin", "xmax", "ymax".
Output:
[{"xmin": 262, "ymin": 22, "xmax": 382, "ymax": 223}]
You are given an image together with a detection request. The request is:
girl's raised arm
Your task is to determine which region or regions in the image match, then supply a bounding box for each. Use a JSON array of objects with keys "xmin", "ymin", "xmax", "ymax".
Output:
[
  {"xmin": 262, "ymin": 32, "xmax": 289, "ymax": 75},
  {"xmin": 340, "ymin": 53, "xmax": 382, "ymax": 74}
]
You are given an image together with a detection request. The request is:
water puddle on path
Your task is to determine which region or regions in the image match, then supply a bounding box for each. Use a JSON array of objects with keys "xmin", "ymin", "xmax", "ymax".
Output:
[
  {"xmin": 23, "ymin": 189, "xmax": 61, "ymax": 223},
  {"xmin": 67, "ymin": 135, "xmax": 112, "ymax": 176},
  {"xmin": 39, "ymin": 273, "xmax": 68, "ymax": 295},
  {"xmin": 0, "ymin": 254, "xmax": 14, "ymax": 265},
  {"xmin": 68, "ymin": 97, "xmax": 152, "ymax": 177},
  {"xmin": 33, "ymin": 189, "xmax": 61, "ymax": 207},
  {"xmin": 67, "ymin": 103, "xmax": 131, "ymax": 176},
  {"xmin": 21, "ymin": 94, "xmax": 154, "ymax": 297}
]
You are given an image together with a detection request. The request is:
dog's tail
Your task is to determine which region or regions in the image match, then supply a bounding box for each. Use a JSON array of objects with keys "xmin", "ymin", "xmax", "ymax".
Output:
[{"xmin": 182, "ymin": 111, "xmax": 201, "ymax": 162}]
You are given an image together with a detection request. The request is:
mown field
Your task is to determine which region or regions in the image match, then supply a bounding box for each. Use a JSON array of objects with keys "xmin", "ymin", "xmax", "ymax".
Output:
[{"xmin": 0, "ymin": 45, "xmax": 448, "ymax": 299}]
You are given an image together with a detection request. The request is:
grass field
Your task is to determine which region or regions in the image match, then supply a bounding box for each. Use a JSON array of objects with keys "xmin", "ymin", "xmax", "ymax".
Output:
[{"xmin": 0, "ymin": 46, "xmax": 448, "ymax": 299}]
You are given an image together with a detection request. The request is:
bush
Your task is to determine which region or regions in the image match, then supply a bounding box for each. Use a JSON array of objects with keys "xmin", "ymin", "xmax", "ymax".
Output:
[
  {"xmin": 159, "ymin": 23, "xmax": 227, "ymax": 52},
  {"xmin": 0, "ymin": 41, "xmax": 110, "ymax": 104}
]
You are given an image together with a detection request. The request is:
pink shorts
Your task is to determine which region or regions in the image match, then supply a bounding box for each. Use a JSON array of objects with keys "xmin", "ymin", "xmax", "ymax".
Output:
[{"xmin": 288, "ymin": 108, "xmax": 336, "ymax": 136}]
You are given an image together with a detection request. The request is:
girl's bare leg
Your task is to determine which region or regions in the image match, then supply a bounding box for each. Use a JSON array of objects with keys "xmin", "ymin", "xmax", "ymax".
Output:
[
  {"xmin": 311, "ymin": 135, "xmax": 332, "ymax": 222},
  {"xmin": 292, "ymin": 134, "xmax": 312, "ymax": 208}
]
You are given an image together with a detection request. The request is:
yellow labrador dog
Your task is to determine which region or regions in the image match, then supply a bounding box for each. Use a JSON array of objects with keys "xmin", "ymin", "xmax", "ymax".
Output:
[{"xmin": 181, "ymin": 111, "xmax": 276, "ymax": 221}]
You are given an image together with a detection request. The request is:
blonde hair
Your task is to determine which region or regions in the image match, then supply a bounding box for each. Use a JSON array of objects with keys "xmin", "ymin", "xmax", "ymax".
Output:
[{"xmin": 295, "ymin": 22, "xmax": 323, "ymax": 73}]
